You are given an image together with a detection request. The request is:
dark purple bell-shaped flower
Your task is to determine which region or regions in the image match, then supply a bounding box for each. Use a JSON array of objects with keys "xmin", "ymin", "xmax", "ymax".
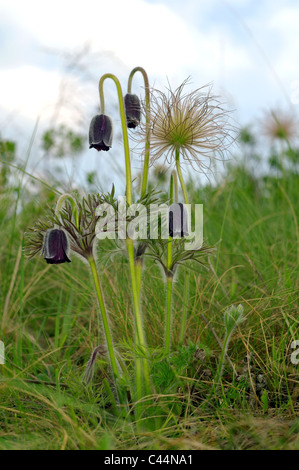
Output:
[
  {"xmin": 42, "ymin": 228, "xmax": 71, "ymax": 264},
  {"xmin": 169, "ymin": 203, "xmax": 189, "ymax": 238},
  {"xmin": 124, "ymin": 94, "xmax": 141, "ymax": 129},
  {"xmin": 89, "ymin": 114, "xmax": 113, "ymax": 151}
]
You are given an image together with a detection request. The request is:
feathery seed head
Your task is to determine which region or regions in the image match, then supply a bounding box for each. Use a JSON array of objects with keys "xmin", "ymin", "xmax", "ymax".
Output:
[{"xmin": 139, "ymin": 78, "xmax": 234, "ymax": 171}]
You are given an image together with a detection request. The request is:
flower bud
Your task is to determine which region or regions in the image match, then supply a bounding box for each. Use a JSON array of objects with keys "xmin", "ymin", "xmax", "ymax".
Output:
[
  {"xmin": 42, "ymin": 228, "xmax": 71, "ymax": 264},
  {"xmin": 169, "ymin": 203, "xmax": 189, "ymax": 238},
  {"xmin": 124, "ymin": 94, "xmax": 141, "ymax": 129},
  {"xmin": 89, "ymin": 114, "xmax": 113, "ymax": 151}
]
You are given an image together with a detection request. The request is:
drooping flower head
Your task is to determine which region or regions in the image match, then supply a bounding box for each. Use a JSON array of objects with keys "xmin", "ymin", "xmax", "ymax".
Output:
[
  {"xmin": 124, "ymin": 93, "xmax": 141, "ymax": 129},
  {"xmin": 42, "ymin": 228, "xmax": 71, "ymax": 264},
  {"xmin": 25, "ymin": 191, "xmax": 119, "ymax": 263},
  {"xmin": 89, "ymin": 114, "xmax": 113, "ymax": 151},
  {"xmin": 139, "ymin": 78, "xmax": 234, "ymax": 172}
]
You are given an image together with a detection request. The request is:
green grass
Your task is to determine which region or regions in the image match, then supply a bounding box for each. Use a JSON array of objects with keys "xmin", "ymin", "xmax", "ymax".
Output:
[{"xmin": 0, "ymin": 163, "xmax": 298, "ymax": 450}]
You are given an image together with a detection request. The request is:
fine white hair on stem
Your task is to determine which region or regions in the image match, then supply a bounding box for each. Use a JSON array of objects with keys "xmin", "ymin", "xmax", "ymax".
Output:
[{"xmin": 136, "ymin": 78, "xmax": 237, "ymax": 173}]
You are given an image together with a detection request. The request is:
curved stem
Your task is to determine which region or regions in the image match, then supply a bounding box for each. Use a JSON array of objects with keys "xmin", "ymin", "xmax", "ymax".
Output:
[
  {"xmin": 99, "ymin": 72, "xmax": 153, "ymax": 415},
  {"xmin": 128, "ymin": 69, "xmax": 152, "ymax": 399},
  {"xmin": 55, "ymin": 194, "xmax": 79, "ymax": 229},
  {"xmin": 127, "ymin": 66, "xmax": 149, "ymax": 95},
  {"xmin": 99, "ymin": 73, "xmax": 132, "ymax": 205},
  {"xmin": 127, "ymin": 67, "xmax": 151, "ymax": 199}
]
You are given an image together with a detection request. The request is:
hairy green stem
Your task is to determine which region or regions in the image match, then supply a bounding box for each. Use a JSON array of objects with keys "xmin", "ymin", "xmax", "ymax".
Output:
[
  {"xmin": 171, "ymin": 170, "xmax": 179, "ymax": 203},
  {"xmin": 165, "ymin": 276, "xmax": 173, "ymax": 355},
  {"xmin": 126, "ymin": 260, "xmax": 148, "ymax": 365},
  {"xmin": 127, "ymin": 67, "xmax": 151, "ymax": 199},
  {"xmin": 213, "ymin": 333, "xmax": 231, "ymax": 388},
  {"xmin": 128, "ymin": 68, "xmax": 154, "ymax": 409},
  {"xmin": 135, "ymin": 257, "xmax": 144, "ymax": 419},
  {"xmin": 179, "ymin": 275, "xmax": 190, "ymax": 345},
  {"xmin": 165, "ymin": 173, "xmax": 174, "ymax": 354},
  {"xmin": 175, "ymin": 150, "xmax": 190, "ymax": 345},
  {"xmin": 88, "ymin": 256, "xmax": 119, "ymax": 382},
  {"xmin": 100, "ymin": 72, "xmax": 152, "ymax": 417},
  {"xmin": 175, "ymin": 150, "xmax": 189, "ymax": 205},
  {"xmin": 126, "ymin": 238, "xmax": 151, "ymax": 395},
  {"xmin": 135, "ymin": 258, "xmax": 143, "ymax": 302}
]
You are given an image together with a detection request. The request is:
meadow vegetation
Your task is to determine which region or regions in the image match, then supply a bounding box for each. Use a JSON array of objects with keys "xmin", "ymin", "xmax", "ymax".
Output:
[{"xmin": 0, "ymin": 81, "xmax": 298, "ymax": 450}]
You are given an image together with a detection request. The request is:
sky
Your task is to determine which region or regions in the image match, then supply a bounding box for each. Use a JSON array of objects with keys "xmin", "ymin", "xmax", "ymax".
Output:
[{"xmin": 0, "ymin": 0, "xmax": 299, "ymax": 189}]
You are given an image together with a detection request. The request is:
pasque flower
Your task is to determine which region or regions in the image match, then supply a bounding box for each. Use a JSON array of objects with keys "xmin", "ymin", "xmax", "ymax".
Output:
[
  {"xmin": 89, "ymin": 114, "xmax": 113, "ymax": 151},
  {"xmin": 124, "ymin": 93, "xmax": 141, "ymax": 129},
  {"xmin": 139, "ymin": 79, "xmax": 234, "ymax": 171},
  {"xmin": 25, "ymin": 191, "xmax": 118, "ymax": 262},
  {"xmin": 169, "ymin": 203, "xmax": 189, "ymax": 238},
  {"xmin": 42, "ymin": 228, "xmax": 71, "ymax": 264}
]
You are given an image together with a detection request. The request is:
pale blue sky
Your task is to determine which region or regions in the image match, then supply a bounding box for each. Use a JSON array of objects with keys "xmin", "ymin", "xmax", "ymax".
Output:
[{"xmin": 0, "ymin": 0, "xmax": 298, "ymax": 188}]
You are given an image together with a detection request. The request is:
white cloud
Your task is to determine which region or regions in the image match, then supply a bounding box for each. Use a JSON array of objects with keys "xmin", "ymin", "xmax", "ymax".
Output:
[
  {"xmin": 0, "ymin": 66, "xmax": 73, "ymax": 121},
  {"xmin": 0, "ymin": 0, "xmax": 252, "ymax": 76},
  {"xmin": 0, "ymin": 0, "xmax": 254, "ymax": 124},
  {"xmin": 1, "ymin": 0, "xmax": 297, "ymax": 188},
  {"xmin": 0, "ymin": 0, "xmax": 198, "ymax": 75},
  {"xmin": 2, "ymin": 0, "xmax": 298, "ymax": 132}
]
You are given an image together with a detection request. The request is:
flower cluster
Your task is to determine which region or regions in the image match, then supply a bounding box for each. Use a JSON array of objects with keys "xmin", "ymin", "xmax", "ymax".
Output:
[
  {"xmin": 25, "ymin": 66, "xmax": 236, "ymax": 413},
  {"xmin": 25, "ymin": 191, "xmax": 118, "ymax": 263},
  {"xmin": 89, "ymin": 94, "xmax": 141, "ymax": 151}
]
